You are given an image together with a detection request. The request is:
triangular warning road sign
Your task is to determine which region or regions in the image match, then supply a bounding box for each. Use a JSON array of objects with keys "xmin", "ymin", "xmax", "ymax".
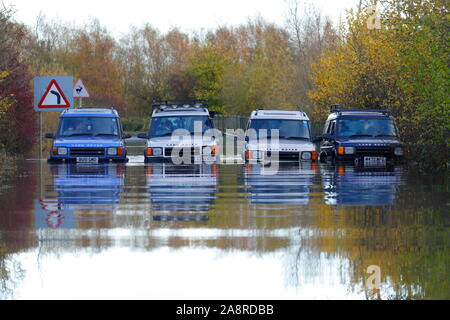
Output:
[
  {"xmin": 73, "ymin": 79, "xmax": 90, "ymax": 98},
  {"xmin": 38, "ymin": 79, "xmax": 71, "ymax": 108}
]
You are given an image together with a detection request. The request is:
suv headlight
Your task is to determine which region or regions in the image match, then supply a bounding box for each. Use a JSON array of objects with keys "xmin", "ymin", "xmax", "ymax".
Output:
[
  {"xmin": 345, "ymin": 147, "xmax": 355, "ymax": 154},
  {"xmin": 107, "ymin": 147, "xmax": 125, "ymax": 156},
  {"xmin": 394, "ymin": 147, "xmax": 403, "ymax": 156},
  {"xmin": 107, "ymin": 147, "xmax": 117, "ymax": 155},
  {"xmin": 301, "ymin": 151, "xmax": 312, "ymax": 160},
  {"xmin": 152, "ymin": 148, "xmax": 162, "ymax": 156},
  {"xmin": 57, "ymin": 147, "xmax": 67, "ymax": 155}
]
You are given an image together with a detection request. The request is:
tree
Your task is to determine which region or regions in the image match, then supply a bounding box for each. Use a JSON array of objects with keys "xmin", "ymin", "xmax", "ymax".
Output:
[
  {"xmin": 0, "ymin": 6, "xmax": 36, "ymax": 155},
  {"xmin": 308, "ymin": 0, "xmax": 449, "ymax": 168},
  {"xmin": 286, "ymin": 1, "xmax": 338, "ymax": 114}
]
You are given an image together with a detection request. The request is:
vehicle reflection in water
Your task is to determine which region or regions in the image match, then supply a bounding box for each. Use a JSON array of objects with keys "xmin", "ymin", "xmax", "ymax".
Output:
[
  {"xmin": 322, "ymin": 164, "xmax": 405, "ymax": 206},
  {"xmin": 244, "ymin": 162, "xmax": 317, "ymax": 207},
  {"xmin": 145, "ymin": 163, "xmax": 218, "ymax": 220},
  {"xmin": 1, "ymin": 159, "xmax": 448, "ymax": 300},
  {"xmin": 51, "ymin": 163, "xmax": 125, "ymax": 209},
  {"xmin": 36, "ymin": 163, "xmax": 125, "ymax": 229}
]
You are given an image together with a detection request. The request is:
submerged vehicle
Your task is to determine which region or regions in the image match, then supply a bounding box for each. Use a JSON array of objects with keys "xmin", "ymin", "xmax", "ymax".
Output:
[
  {"xmin": 138, "ymin": 100, "xmax": 218, "ymax": 164},
  {"xmin": 45, "ymin": 108, "xmax": 131, "ymax": 163},
  {"xmin": 243, "ymin": 110, "xmax": 316, "ymax": 163},
  {"xmin": 315, "ymin": 105, "xmax": 405, "ymax": 166}
]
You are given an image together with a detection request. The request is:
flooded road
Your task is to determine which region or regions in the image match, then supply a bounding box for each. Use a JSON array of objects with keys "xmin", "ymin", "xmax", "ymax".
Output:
[{"xmin": 0, "ymin": 156, "xmax": 448, "ymax": 300}]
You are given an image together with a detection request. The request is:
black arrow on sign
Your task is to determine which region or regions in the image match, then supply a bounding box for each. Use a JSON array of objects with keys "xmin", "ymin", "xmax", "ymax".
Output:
[{"xmin": 50, "ymin": 90, "xmax": 61, "ymax": 104}]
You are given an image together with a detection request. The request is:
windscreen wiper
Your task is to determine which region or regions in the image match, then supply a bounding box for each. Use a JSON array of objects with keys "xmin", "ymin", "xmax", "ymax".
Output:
[
  {"xmin": 348, "ymin": 134, "xmax": 374, "ymax": 138},
  {"xmin": 153, "ymin": 132, "xmax": 174, "ymax": 137},
  {"xmin": 67, "ymin": 133, "xmax": 93, "ymax": 136},
  {"xmin": 374, "ymin": 134, "xmax": 396, "ymax": 137},
  {"xmin": 280, "ymin": 136, "xmax": 310, "ymax": 140},
  {"xmin": 94, "ymin": 133, "xmax": 118, "ymax": 136}
]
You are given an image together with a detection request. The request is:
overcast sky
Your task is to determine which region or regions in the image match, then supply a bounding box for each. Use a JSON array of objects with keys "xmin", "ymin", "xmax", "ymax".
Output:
[{"xmin": 5, "ymin": 0, "xmax": 359, "ymax": 36}]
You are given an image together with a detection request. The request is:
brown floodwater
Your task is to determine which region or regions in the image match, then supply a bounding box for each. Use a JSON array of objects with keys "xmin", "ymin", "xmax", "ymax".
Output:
[{"xmin": 0, "ymin": 155, "xmax": 448, "ymax": 299}]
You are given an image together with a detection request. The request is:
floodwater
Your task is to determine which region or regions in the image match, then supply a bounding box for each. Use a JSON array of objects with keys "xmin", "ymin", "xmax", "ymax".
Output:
[{"xmin": 0, "ymin": 152, "xmax": 448, "ymax": 300}]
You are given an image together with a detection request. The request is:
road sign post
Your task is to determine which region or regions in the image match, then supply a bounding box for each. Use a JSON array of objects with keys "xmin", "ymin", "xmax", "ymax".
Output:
[
  {"xmin": 73, "ymin": 79, "xmax": 89, "ymax": 108},
  {"xmin": 34, "ymin": 76, "xmax": 73, "ymax": 160}
]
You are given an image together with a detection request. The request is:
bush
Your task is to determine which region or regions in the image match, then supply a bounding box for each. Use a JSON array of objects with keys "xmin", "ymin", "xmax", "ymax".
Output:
[{"xmin": 122, "ymin": 118, "xmax": 148, "ymax": 133}]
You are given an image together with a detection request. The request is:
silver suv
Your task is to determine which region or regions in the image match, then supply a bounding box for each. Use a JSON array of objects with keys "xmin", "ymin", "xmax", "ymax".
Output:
[
  {"xmin": 243, "ymin": 110, "xmax": 316, "ymax": 163},
  {"xmin": 138, "ymin": 100, "xmax": 218, "ymax": 164}
]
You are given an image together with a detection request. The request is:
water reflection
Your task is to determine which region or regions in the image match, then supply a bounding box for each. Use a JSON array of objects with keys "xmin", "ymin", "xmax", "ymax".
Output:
[
  {"xmin": 321, "ymin": 164, "xmax": 405, "ymax": 206},
  {"xmin": 244, "ymin": 162, "xmax": 317, "ymax": 206},
  {"xmin": 0, "ymin": 160, "xmax": 448, "ymax": 300},
  {"xmin": 145, "ymin": 163, "xmax": 218, "ymax": 217},
  {"xmin": 34, "ymin": 163, "xmax": 125, "ymax": 230},
  {"xmin": 50, "ymin": 163, "xmax": 125, "ymax": 210}
]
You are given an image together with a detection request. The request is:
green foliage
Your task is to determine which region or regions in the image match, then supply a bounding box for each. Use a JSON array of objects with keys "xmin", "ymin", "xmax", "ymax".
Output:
[
  {"xmin": 187, "ymin": 44, "xmax": 227, "ymax": 113},
  {"xmin": 122, "ymin": 117, "xmax": 147, "ymax": 133},
  {"xmin": 309, "ymin": 0, "xmax": 449, "ymax": 170}
]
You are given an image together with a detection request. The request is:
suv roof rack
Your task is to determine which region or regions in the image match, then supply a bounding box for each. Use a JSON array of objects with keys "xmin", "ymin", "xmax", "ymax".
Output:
[
  {"xmin": 152, "ymin": 99, "xmax": 208, "ymax": 112},
  {"xmin": 63, "ymin": 108, "xmax": 117, "ymax": 114},
  {"xmin": 330, "ymin": 104, "xmax": 389, "ymax": 115}
]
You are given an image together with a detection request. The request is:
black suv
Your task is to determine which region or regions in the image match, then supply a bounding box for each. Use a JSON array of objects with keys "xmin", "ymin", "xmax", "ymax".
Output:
[{"xmin": 314, "ymin": 105, "xmax": 405, "ymax": 166}]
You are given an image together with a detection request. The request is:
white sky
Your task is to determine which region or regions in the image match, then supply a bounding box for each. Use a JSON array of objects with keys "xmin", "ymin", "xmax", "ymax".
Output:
[{"xmin": 5, "ymin": 0, "xmax": 359, "ymax": 36}]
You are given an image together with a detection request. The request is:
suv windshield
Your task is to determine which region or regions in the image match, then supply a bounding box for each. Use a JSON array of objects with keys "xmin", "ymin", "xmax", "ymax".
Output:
[
  {"xmin": 249, "ymin": 119, "xmax": 310, "ymax": 140},
  {"xmin": 337, "ymin": 119, "xmax": 397, "ymax": 138},
  {"xmin": 149, "ymin": 116, "xmax": 214, "ymax": 138},
  {"xmin": 58, "ymin": 117, "xmax": 120, "ymax": 137}
]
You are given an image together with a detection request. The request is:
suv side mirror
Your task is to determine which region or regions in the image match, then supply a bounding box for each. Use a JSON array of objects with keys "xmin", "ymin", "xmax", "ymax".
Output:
[
  {"xmin": 45, "ymin": 133, "xmax": 55, "ymax": 139},
  {"xmin": 123, "ymin": 133, "xmax": 132, "ymax": 139},
  {"xmin": 137, "ymin": 133, "xmax": 148, "ymax": 139}
]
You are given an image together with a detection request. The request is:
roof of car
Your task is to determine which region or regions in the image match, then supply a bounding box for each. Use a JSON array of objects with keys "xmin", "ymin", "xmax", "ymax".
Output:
[
  {"xmin": 326, "ymin": 105, "xmax": 391, "ymax": 120},
  {"xmin": 60, "ymin": 108, "xmax": 119, "ymax": 117},
  {"xmin": 327, "ymin": 109, "xmax": 391, "ymax": 120},
  {"xmin": 249, "ymin": 110, "xmax": 310, "ymax": 120},
  {"xmin": 151, "ymin": 101, "xmax": 210, "ymax": 117}
]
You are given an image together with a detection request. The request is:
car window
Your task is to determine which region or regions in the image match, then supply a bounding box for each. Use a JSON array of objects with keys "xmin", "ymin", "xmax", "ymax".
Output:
[
  {"xmin": 58, "ymin": 117, "xmax": 119, "ymax": 137},
  {"xmin": 149, "ymin": 116, "xmax": 214, "ymax": 138},
  {"xmin": 249, "ymin": 119, "xmax": 310, "ymax": 139},
  {"xmin": 323, "ymin": 121, "xmax": 330, "ymax": 134},
  {"xmin": 337, "ymin": 119, "xmax": 397, "ymax": 137},
  {"xmin": 328, "ymin": 120, "xmax": 336, "ymax": 135}
]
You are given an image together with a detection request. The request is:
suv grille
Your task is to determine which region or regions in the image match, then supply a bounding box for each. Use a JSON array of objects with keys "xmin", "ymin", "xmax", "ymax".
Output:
[
  {"xmin": 355, "ymin": 146, "xmax": 392, "ymax": 156},
  {"xmin": 164, "ymin": 147, "xmax": 201, "ymax": 157},
  {"xmin": 70, "ymin": 148, "xmax": 105, "ymax": 157},
  {"xmin": 266, "ymin": 151, "xmax": 300, "ymax": 161}
]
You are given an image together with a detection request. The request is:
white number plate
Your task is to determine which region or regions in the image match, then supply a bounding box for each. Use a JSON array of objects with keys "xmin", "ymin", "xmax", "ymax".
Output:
[
  {"xmin": 76, "ymin": 157, "xmax": 99, "ymax": 164},
  {"xmin": 364, "ymin": 156, "xmax": 386, "ymax": 166},
  {"xmin": 203, "ymin": 156, "xmax": 216, "ymax": 163},
  {"xmin": 193, "ymin": 155, "xmax": 216, "ymax": 163}
]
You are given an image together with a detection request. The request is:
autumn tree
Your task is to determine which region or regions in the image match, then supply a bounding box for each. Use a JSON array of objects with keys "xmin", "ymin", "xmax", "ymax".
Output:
[
  {"xmin": 286, "ymin": 1, "xmax": 338, "ymax": 115},
  {"xmin": 308, "ymin": 0, "xmax": 449, "ymax": 168},
  {"xmin": 67, "ymin": 20, "xmax": 124, "ymax": 112},
  {"xmin": 0, "ymin": 6, "xmax": 36, "ymax": 155}
]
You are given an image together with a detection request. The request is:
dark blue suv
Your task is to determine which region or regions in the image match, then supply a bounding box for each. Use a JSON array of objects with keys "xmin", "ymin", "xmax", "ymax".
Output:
[
  {"xmin": 314, "ymin": 106, "xmax": 405, "ymax": 166},
  {"xmin": 45, "ymin": 108, "xmax": 130, "ymax": 163}
]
